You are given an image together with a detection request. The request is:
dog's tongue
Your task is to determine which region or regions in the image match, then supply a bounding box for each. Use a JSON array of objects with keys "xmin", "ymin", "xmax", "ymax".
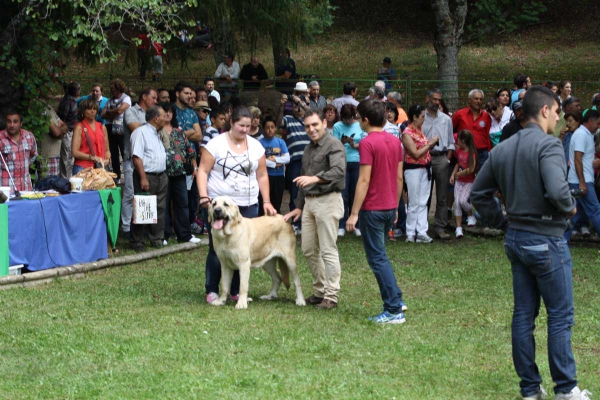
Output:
[{"xmin": 212, "ymin": 219, "xmax": 224, "ymax": 230}]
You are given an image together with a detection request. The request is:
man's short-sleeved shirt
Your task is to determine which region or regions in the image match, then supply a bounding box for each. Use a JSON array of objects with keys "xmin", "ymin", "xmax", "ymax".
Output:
[
  {"xmin": 131, "ymin": 124, "xmax": 166, "ymax": 173},
  {"xmin": 452, "ymin": 108, "xmax": 492, "ymax": 151},
  {"xmin": 123, "ymin": 104, "xmax": 146, "ymax": 160},
  {"xmin": 174, "ymin": 103, "xmax": 199, "ymax": 132},
  {"xmin": 568, "ymin": 125, "xmax": 595, "ymax": 184},
  {"xmin": 201, "ymin": 126, "xmax": 220, "ymax": 149},
  {"xmin": 281, "ymin": 115, "xmax": 309, "ymax": 162},
  {"xmin": 359, "ymin": 131, "xmax": 403, "ymax": 211},
  {"xmin": 0, "ymin": 129, "xmax": 38, "ymax": 191}
]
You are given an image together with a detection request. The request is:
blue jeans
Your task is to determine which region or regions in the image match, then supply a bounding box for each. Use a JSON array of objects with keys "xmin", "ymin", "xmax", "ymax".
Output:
[
  {"xmin": 340, "ymin": 162, "xmax": 360, "ymax": 229},
  {"xmin": 395, "ymin": 196, "xmax": 406, "ymax": 233},
  {"xmin": 205, "ymin": 203, "xmax": 259, "ymax": 295},
  {"xmin": 565, "ymin": 182, "xmax": 600, "ymax": 242},
  {"xmin": 359, "ymin": 209, "xmax": 404, "ymax": 314},
  {"xmin": 476, "ymin": 149, "xmax": 489, "ymax": 173},
  {"xmin": 72, "ymin": 164, "xmax": 86, "ymax": 175},
  {"xmin": 286, "ymin": 159, "xmax": 303, "ymax": 228},
  {"xmin": 504, "ymin": 228, "xmax": 577, "ymax": 397}
]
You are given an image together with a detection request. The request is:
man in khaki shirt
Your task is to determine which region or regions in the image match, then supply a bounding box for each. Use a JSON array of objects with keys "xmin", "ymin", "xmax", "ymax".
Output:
[{"xmin": 284, "ymin": 109, "xmax": 346, "ymax": 309}]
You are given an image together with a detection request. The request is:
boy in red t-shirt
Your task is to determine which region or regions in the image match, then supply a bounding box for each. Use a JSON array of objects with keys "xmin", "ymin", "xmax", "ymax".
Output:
[{"xmin": 346, "ymin": 100, "xmax": 407, "ymax": 324}]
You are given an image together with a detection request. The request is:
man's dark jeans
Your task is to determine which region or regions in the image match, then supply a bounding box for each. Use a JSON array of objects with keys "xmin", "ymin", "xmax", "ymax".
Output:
[
  {"xmin": 359, "ymin": 209, "xmax": 404, "ymax": 314},
  {"xmin": 504, "ymin": 228, "xmax": 578, "ymax": 397},
  {"xmin": 205, "ymin": 203, "xmax": 258, "ymax": 295}
]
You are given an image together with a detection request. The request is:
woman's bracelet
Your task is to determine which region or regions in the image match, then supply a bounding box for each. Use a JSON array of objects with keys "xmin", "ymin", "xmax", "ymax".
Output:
[{"xmin": 263, "ymin": 201, "xmax": 271, "ymax": 204}]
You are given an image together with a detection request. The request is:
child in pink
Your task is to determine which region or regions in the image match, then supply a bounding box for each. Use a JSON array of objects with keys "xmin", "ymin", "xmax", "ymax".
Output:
[{"xmin": 450, "ymin": 130, "xmax": 477, "ymax": 238}]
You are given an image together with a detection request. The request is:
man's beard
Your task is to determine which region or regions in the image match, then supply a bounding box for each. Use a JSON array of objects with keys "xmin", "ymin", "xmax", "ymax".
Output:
[{"xmin": 428, "ymin": 104, "xmax": 439, "ymax": 112}]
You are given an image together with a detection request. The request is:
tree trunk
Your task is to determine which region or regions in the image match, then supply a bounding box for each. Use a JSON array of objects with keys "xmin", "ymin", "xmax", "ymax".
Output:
[
  {"xmin": 211, "ymin": 16, "xmax": 236, "ymax": 68},
  {"xmin": 431, "ymin": 0, "xmax": 468, "ymax": 112}
]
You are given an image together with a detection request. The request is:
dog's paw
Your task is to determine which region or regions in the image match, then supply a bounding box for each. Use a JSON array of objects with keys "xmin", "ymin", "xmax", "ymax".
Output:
[
  {"xmin": 211, "ymin": 298, "xmax": 226, "ymax": 306},
  {"xmin": 259, "ymin": 294, "xmax": 277, "ymax": 301},
  {"xmin": 235, "ymin": 300, "xmax": 248, "ymax": 309},
  {"xmin": 296, "ymin": 299, "xmax": 306, "ymax": 306}
]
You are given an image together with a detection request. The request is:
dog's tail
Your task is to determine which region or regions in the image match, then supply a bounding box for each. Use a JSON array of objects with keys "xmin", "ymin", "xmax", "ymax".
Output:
[{"xmin": 278, "ymin": 259, "xmax": 291, "ymax": 290}]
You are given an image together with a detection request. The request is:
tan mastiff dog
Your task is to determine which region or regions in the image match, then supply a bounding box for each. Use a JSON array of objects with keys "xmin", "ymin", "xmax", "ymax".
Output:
[{"xmin": 208, "ymin": 196, "xmax": 306, "ymax": 309}]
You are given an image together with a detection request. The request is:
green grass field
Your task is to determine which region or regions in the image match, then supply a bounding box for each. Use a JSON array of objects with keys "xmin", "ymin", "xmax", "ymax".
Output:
[{"xmin": 1, "ymin": 236, "xmax": 598, "ymax": 399}]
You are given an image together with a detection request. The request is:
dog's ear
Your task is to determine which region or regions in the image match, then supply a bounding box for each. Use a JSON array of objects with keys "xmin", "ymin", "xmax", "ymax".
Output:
[{"xmin": 207, "ymin": 202, "xmax": 213, "ymax": 224}]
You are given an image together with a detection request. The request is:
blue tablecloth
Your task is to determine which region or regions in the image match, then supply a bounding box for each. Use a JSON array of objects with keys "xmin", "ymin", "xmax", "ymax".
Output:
[{"xmin": 8, "ymin": 191, "xmax": 108, "ymax": 271}]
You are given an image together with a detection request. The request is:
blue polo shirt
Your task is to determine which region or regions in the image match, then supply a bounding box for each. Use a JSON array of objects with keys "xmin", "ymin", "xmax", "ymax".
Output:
[{"xmin": 332, "ymin": 121, "xmax": 367, "ymax": 163}]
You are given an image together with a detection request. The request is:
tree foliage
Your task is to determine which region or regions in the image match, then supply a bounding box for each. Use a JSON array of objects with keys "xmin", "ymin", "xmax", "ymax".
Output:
[{"xmin": 465, "ymin": 0, "xmax": 548, "ymax": 41}]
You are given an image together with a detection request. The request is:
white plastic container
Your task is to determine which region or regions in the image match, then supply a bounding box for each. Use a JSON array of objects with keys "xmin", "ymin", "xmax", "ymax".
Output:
[
  {"xmin": 9, "ymin": 264, "xmax": 23, "ymax": 275},
  {"xmin": 69, "ymin": 177, "xmax": 83, "ymax": 192}
]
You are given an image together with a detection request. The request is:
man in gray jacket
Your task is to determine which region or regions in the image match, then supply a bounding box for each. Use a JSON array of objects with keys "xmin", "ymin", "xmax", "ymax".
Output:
[{"xmin": 471, "ymin": 86, "xmax": 591, "ymax": 400}]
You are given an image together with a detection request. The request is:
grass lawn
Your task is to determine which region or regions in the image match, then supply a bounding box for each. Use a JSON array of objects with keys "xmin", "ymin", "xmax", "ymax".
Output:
[{"xmin": 0, "ymin": 235, "xmax": 599, "ymax": 399}]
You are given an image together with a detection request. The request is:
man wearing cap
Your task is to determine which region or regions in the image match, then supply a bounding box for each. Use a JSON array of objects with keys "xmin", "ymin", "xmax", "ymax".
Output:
[
  {"xmin": 500, "ymin": 100, "xmax": 526, "ymax": 142},
  {"xmin": 377, "ymin": 57, "xmax": 396, "ymax": 91},
  {"xmin": 240, "ymin": 57, "xmax": 268, "ymax": 91},
  {"xmin": 214, "ymin": 53, "xmax": 240, "ymax": 95},
  {"xmin": 277, "ymin": 82, "xmax": 311, "ymax": 235},
  {"xmin": 332, "ymin": 82, "xmax": 359, "ymax": 115}
]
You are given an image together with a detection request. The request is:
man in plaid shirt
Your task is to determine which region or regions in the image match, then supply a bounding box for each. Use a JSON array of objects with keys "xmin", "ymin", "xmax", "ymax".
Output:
[{"xmin": 1, "ymin": 110, "xmax": 38, "ymax": 192}]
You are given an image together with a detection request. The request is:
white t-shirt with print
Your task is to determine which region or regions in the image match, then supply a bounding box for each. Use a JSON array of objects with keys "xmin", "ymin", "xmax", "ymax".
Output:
[
  {"xmin": 106, "ymin": 93, "xmax": 132, "ymax": 125},
  {"xmin": 205, "ymin": 134, "xmax": 265, "ymax": 206}
]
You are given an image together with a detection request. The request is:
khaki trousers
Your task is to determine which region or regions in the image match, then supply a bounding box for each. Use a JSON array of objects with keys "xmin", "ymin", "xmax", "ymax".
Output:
[{"xmin": 301, "ymin": 192, "xmax": 344, "ymax": 302}]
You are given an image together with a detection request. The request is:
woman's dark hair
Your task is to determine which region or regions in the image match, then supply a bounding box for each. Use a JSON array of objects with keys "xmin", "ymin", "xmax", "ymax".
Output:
[
  {"xmin": 67, "ymin": 81, "xmax": 80, "ymax": 97},
  {"xmin": 564, "ymin": 111, "xmax": 583, "ymax": 126},
  {"xmin": 557, "ymin": 80, "xmax": 571, "ymax": 96},
  {"xmin": 386, "ymin": 102, "xmax": 399, "ymax": 121},
  {"xmin": 158, "ymin": 102, "xmax": 178, "ymax": 128},
  {"xmin": 221, "ymin": 101, "xmax": 233, "ymax": 113},
  {"xmin": 340, "ymin": 104, "xmax": 357, "ymax": 121},
  {"xmin": 262, "ymin": 115, "xmax": 277, "ymax": 128},
  {"xmin": 407, "ymin": 104, "xmax": 425, "ymax": 123},
  {"xmin": 495, "ymin": 88, "xmax": 510, "ymax": 99},
  {"xmin": 230, "ymin": 106, "xmax": 253, "ymax": 124},
  {"xmin": 457, "ymin": 129, "xmax": 477, "ymax": 171},
  {"xmin": 207, "ymin": 96, "xmax": 220, "ymax": 111},
  {"xmin": 77, "ymin": 98, "xmax": 98, "ymax": 121},
  {"xmin": 109, "ymin": 78, "xmax": 127, "ymax": 95},
  {"xmin": 323, "ymin": 105, "xmax": 339, "ymax": 123},
  {"xmin": 544, "ymin": 81, "xmax": 556, "ymax": 90}
]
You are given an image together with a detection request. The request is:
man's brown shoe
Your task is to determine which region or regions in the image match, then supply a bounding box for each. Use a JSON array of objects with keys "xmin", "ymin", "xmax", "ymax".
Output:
[
  {"xmin": 306, "ymin": 295, "xmax": 324, "ymax": 305},
  {"xmin": 435, "ymin": 230, "xmax": 451, "ymax": 240},
  {"xmin": 315, "ymin": 299, "xmax": 338, "ymax": 309}
]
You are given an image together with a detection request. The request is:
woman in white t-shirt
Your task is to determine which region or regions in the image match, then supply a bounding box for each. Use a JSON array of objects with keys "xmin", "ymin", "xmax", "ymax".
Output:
[{"xmin": 197, "ymin": 106, "xmax": 276, "ymax": 304}]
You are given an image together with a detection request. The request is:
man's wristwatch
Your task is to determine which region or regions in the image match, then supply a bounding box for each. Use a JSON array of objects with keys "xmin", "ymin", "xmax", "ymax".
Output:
[{"xmin": 194, "ymin": 167, "xmax": 198, "ymax": 171}]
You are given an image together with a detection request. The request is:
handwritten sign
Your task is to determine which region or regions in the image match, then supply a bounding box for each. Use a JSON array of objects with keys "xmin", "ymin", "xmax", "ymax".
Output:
[{"xmin": 133, "ymin": 195, "xmax": 157, "ymax": 224}]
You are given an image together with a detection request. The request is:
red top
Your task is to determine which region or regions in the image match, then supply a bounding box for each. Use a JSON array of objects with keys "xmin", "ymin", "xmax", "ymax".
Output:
[
  {"xmin": 137, "ymin": 34, "xmax": 151, "ymax": 50},
  {"xmin": 152, "ymin": 42, "xmax": 164, "ymax": 56},
  {"xmin": 75, "ymin": 120, "xmax": 106, "ymax": 169},
  {"xmin": 452, "ymin": 107, "xmax": 492, "ymax": 151},
  {"xmin": 455, "ymin": 147, "xmax": 476, "ymax": 183},
  {"xmin": 359, "ymin": 131, "xmax": 403, "ymax": 211},
  {"xmin": 403, "ymin": 126, "xmax": 431, "ymax": 165}
]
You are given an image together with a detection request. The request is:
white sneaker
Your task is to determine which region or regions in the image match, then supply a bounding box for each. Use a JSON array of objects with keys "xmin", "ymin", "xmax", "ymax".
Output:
[
  {"xmin": 206, "ymin": 292, "xmax": 219, "ymax": 304},
  {"xmin": 354, "ymin": 228, "xmax": 361, "ymax": 237},
  {"xmin": 405, "ymin": 235, "xmax": 415, "ymax": 243},
  {"xmin": 338, "ymin": 228, "xmax": 346, "ymax": 237},
  {"xmin": 455, "ymin": 227, "xmax": 464, "ymax": 238},
  {"xmin": 555, "ymin": 387, "xmax": 593, "ymax": 400},
  {"xmin": 189, "ymin": 237, "xmax": 201, "ymax": 244},
  {"xmin": 416, "ymin": 233, "xmax": 433, "ymax": 243},
  {"xmin": 467, "ymin": 215, "xmax": 477, "ymax": 227},
  {"xmin": 162, "ymin": 240, "xmax": 168, "ymax": 246},
  {"xmin": 580, "ymin": 226, "xmax": 591, "ymax": 237},
  {"xmin": 522, "ymin": 385, "xmax": 547, "ymax": 400}
]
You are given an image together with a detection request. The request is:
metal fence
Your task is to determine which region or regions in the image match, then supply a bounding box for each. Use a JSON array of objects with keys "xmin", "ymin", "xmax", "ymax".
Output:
[{"xmin": 62, "ymin": 75, "xmax": 600, "ymax": 112}]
